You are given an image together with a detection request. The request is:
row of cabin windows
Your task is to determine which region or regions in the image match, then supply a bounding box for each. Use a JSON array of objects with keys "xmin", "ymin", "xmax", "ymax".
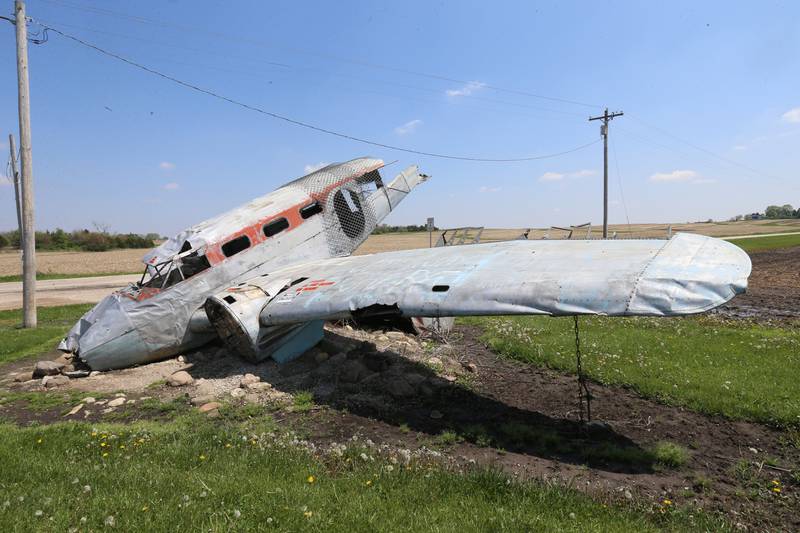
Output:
[{"xmin": 220, "ymin": 201, "xmax": 322, "ymax": 258}]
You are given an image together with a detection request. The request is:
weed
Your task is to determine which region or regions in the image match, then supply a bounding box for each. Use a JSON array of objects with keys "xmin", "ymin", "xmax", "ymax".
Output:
[
  {"xmin": 652, "ymin": 441, "xmax": 690, "ymax": 468},
  {"xmin": 292, "ymin": 391, "xmax": 315, "ymax": 412}
]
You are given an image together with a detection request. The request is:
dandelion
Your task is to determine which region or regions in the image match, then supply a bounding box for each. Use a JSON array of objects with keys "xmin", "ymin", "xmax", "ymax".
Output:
[
  {"xmin": 304, "ymin": 511, "xmax": 313, "ymax": 518},
  {"xmin": 365, "ymin": 480, "xmax": 372, "ymax": 487},
  {"xmin": 225, "ymin": 443, "xmax": 232, "ymax": 448},
  {"xmin": 233, "ymin": 509, "xmax": 241, "ymax": 519},
  {"xmin": 771, "ymin": 479, "xmax": 780, "ymax": 486},
  {"xmin": 773, "ymin": 487, "xmax": 781, "ymax": 493},
  {"xmin": 82, "ymin": 485, "xmax": 92, "ymax": 494},
  {"xmin": 307, "ymin": 475, "xmax": 315, "ymax": 484},
  {"xmin": 36, "ymin": 439, "xmax": 42, "ymax": 444},
  {"xmin": 662, "ymin": 499, "xmax": 672, "ymax": 505},
  {"xmin": 199, "ymin": 454, "xmax": 206, "ymax": 460},
  {"xmin": 34, "ymin": 510, "xmax": 43, "ymax": 517},
  {"xmin": 91, "ymin": 432, "xmax": 98, "ymax": 438}
]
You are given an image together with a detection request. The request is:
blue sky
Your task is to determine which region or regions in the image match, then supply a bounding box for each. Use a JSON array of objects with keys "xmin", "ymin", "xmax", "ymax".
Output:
[{"xmin": 0, "ymin": 0, "xmax": 798, "ymax": 236}]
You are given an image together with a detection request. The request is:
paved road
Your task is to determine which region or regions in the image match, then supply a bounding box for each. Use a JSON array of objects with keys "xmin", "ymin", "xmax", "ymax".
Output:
[{"xmin": 0, "ymin": 274, "xmax": 139, "ymax": 311}]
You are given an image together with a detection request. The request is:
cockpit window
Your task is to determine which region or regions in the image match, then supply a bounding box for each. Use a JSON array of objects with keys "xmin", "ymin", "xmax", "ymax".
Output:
[
  {"xmin": 299, "ymin": 201, "xmax": 323, "ymax": 219},
  {"xmin": 222, "ymin": 235, "xmax": 251, "ymax": 257},
  {"xmin": 263, "ymin": 217, "xmax": 290, "ymax": 237},
  {"xmin": 139, "ymin": 250, "xmax": 211, "ymax": 290}
]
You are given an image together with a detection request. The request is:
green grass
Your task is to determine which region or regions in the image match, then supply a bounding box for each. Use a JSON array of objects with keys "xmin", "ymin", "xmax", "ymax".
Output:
[
  {"xmin": 652, "ymin": 441, "xmax": 690, "ymax": 468},
  {"xmin": 467, "ymin": 315, "xmax": 800, "ymax": 427},
  {"xmin": 292, "ymin": 391, "xmax": 315, "ymax": 413},
  {"xmin": 725, "ymin": 233, "xmax": 800, "ymax": 252},
  {"xmin": 0, "ymin": 272, "xmax": 139, "ymax": 283},
  {"xmin": 0, "ymin": 416, "xmax": 726, "ymax": 532},
  {"xmin": 0, "ymin": 304, "xmax": 92, "ymax": 365}
]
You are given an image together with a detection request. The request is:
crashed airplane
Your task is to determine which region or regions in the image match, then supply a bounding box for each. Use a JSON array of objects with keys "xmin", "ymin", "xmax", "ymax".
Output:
[{"xmin": 59, "ymin": 157, "xmax": 751, "ymax": 371}]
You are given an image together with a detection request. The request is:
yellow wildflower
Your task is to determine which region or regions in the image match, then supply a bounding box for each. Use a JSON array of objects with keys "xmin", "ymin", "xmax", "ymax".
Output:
[
  {"xmin": 365, "ymin": 480, "xmax": 372, "ymax": 487},
  {"xmin": 662, "ymin": 499, "xmax": 672, "ymax": 506},
  {"xmin": 773, "ymin": 487, "xmax": 781, "ymax": 493},
  {"xmin": 304, "ymin": 511, "xmax": 313, "ymax": 518},
  {"xmin": 36, "ymin": 439, "xmax": 42, "ymax": 444},
  {"xmin": 307, "ymin": 475, "xmax": 315, "ymax": 484},
  {"xmin": 102, "ymin": 452, "xmax": 109, "ymax": 457},
  {"xmin": 199, "ymin": 454, "xmax": 206, "ymax": 460}
]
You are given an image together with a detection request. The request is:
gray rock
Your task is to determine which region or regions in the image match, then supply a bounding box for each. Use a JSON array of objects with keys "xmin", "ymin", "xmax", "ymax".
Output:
[
  {"xmin": 64, "ymin": 370, "xmax": 90, "ymax": 379},
  {"xmin": 328, "ymin": 352, "xmax": 347, "ymax": 365},
  {"xmin": 240, "ymin": 373, "xmax": 260, "ymax": 387},
  {"xmin": 167, "ymin": 371, "xmax": 194, "ymax": 387},
  {"xmin": 385, "ymin": 331, "xmax": 408, "ymax": 340},
  {"xmin": 339, "ymin": 360, "xmax": 367, "ymax": 383},
  {"xmin": 385, "ymin": 378, "xmax": 414, "ymax": 398},
  {"xmin": 244, "ymin": 382, "xmax": 273, "ymax": 392},
  {"xmin": 82, "ymin": 397, "xmax": 97, "ymax": 404},
  {"xmin": 230, "ymin": 388, "xmax": 246, "ymax": 399},
  {"xmin": 190, "ymin": 395, "xmax": 215, "ymax": 406},
  {"xmin": 13, "ymin": 373, "xmax": 31, "ymax": 383},
  {"xmin": 42, "ymin": 375, "xmax": 70, "ymax": 388},
  {"xmin": 33, "ymin": 361, "xmax": 64, "ymax": 378}
]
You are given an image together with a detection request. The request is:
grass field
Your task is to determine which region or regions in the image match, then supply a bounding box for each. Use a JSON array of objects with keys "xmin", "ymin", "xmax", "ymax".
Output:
[
  {"xmin": 725, "ymin": 233, "xmax": 800, "ymax": 253},
  {"xmin": 0, "ymin": 304, "xmax": 92, "ymax": 365},
  {"xmin": 0, "ymin": 414, "xmax": 723, "ymax": 532},
  {"xmin": 467, "ymin": 315, "xmax": 800, "ymax": 427}
]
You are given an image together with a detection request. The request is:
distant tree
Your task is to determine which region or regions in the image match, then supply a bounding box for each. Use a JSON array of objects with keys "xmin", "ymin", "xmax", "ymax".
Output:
[
  {"xmin": 0, "ymin": 233, "xmax": 8, "ymax": 249},
  {"xmin": 765, "ymin": 204, "xmax": 795, "ymax": 219}
]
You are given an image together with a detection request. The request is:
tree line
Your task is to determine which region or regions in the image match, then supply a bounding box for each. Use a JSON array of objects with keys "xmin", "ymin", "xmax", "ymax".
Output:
[
  {"xmin": 372, "ymin": 224, "xmax": 438, "ymax": 234},
  {"xmin": 730, "ymin": 204, "xmax": 799, "ymax": 221},
  {"xmin": 0, "ymin": 229, "xmax": 157, "ymax": 251}
]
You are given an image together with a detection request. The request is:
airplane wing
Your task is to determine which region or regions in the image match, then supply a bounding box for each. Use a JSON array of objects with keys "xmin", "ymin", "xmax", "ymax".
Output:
[{"xmin": 238, "ymin": 233, "xmax": 750, "ymax": 326}]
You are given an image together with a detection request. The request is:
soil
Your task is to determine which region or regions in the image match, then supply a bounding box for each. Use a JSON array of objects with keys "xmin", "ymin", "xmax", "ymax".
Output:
[{"xmin": 716, "ymin": 246, "xmax": 800, "ymax": 320}]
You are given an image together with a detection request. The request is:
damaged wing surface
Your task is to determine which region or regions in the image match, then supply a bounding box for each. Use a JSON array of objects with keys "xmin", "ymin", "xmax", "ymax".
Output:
[{"xmin": 218, "ymin": 233, "xmax": 750, "ymax": 326}]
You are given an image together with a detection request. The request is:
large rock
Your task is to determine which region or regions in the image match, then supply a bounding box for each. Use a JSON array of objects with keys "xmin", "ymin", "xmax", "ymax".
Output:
[
  {"xmin": 240, "ymin": 374, "xmax": 260, "ymax": 387},
  {"xmin": 386, "ymin": 378, "xmax": 415, "ymax": 398},
  {"xmin": 339, "ymin": 360, "xmax": 368, "ymax": 383},
  {"xmin": 33, "ymin": 361, "xmax": 64, "ymax": 378},
  {"xmin": 190, "ymin": 395, "xmax": 215, "ymax": 406},
  {"xmin": 107, "ymin": 397, "xmax": 126, "ymax": 408},
  {"xmin": 167, "ymin": 371, "xmax": 194, "ymax": 387},
  {"xmin": 42, "ymin": 375, "xmax": 69, "ymax": 388},
  {"xmin": 198, "ymin": 402, "xmax": 222, "ymax": 413}
]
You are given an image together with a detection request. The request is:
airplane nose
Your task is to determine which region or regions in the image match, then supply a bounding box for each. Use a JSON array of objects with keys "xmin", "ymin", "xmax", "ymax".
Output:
[{"xmin": 59, "ymin": 294, "xmax": 150, "ymax": 370}]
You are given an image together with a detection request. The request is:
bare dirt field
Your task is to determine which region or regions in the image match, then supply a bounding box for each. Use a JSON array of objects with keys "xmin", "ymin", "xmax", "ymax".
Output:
[
  {"xmin": 0, "ymin": 248, "xmax": 143, "ymax": 277},
  {"xmin": 717, "ymin": 245, "xmax": 800, "ymax": 319}
]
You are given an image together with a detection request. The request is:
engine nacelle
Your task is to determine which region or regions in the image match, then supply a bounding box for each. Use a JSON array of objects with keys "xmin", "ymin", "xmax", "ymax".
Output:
[{"xmin": 204, "ymin": 277, "xmax": 323, "ymax": 363}]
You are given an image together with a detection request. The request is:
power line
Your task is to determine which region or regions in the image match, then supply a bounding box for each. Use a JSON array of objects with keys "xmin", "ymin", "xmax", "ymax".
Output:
[
  {"xmin": 25, "ymin": 20, "xmax": 602, "ymax": 163},
  {"xmin": 36, "ymin": 0, "xmax": 602, "ymax": 109}
]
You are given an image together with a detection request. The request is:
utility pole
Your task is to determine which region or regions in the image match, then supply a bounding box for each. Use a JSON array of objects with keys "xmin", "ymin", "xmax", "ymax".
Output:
[
  {"xmin": 588, "ymin": 108, "xmax": 623, "ymax": 239},
  {"xmin": 15, "ymin": 0, "xmax": 37, "ymax": 327},
  {"xmin": 8, "ymin": 134, "xmax": 23, "ymax": 241}
]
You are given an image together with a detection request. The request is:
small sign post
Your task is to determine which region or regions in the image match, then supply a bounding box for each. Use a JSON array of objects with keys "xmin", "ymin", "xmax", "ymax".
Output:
[{"xmin": 426, "ymin": 217, "xmax": 434, "ymax": 248}]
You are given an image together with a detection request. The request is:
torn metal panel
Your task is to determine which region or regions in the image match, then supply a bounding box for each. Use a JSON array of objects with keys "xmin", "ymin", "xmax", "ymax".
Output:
[{"xmin": 255, "ymin": 233, "xmax": 750, "ymax": 325}]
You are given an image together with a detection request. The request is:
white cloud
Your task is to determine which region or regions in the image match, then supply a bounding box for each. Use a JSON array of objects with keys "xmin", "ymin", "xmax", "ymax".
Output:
[
  {"xmin": 649, "ymin": 169, "xmax": 699, "ymax": 182},
  {"xmin": 159, "ymin": 161, "xmax": 175, "ymax": 170},
  {"xmin": 446, "ymin": 81, "xmax": 486, "ymax": 97},
  {"xmin": 394, "ymin": 119, "xmax": 422, "ymax": 136},
  {"xmin": 569, "ymin": 169, "xmax": 596, "ymax": 178},
  {"xmin": 539, "ymin": 171, "xmax": 564, "ymax": 181},
  {"xmin": 781, "ymin": 107, "xmax": 800, "ymax": 123},
  {"xmin": 163, "ymin": 182, "xmax": 179, "ymax": 190},
  {"xmin": 304, "ymin": 162, "xmax": 328, "ymax": 174},
  {"xmin": 478, "ymin": 185, "xmax": 501, "ymax": 193}
]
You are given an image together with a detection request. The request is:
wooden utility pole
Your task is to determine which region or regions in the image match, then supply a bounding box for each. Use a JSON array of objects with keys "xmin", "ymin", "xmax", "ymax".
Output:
[
  {"xmin": 588, "ymin": 108, "xmax": 623, "ymax": 239},
  {"xmin": 15, "ymin": 0, "xmax": 37, "ymax": 327},
  {"xmin": 8, "ymin": 134, "xmax": 23, "ymax": 241}
]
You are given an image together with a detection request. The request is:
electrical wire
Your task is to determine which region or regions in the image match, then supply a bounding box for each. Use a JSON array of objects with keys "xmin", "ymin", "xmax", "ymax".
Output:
[
  {"xmin": 26, "ymin": 19, "xmax": 602, "ymax": 162},
  {"xmin": 609, "ymin": 136, "xmax": 631, "ymax": 232},
  {"xmin": 35, "ymin": 0, "xmax": 602, "ymax": 109}
]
